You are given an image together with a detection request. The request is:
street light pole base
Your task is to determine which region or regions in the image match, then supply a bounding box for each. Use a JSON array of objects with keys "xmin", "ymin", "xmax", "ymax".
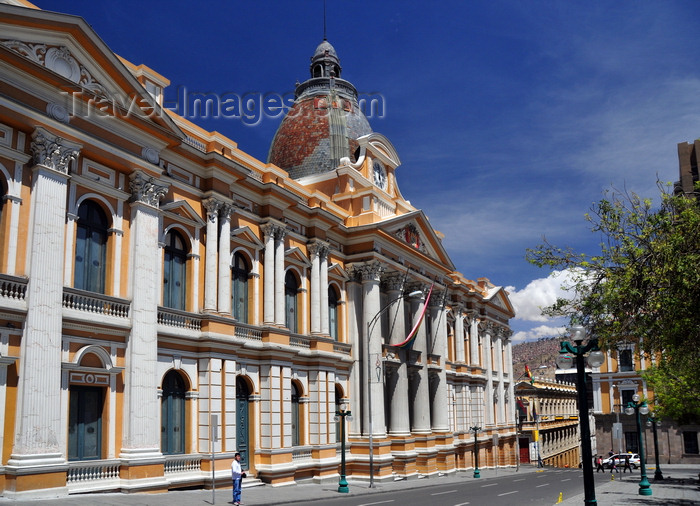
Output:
[
  {"xmin": 473, "ymin": 469, "xmax": 480, "ymax": 478},
  {"xmin": 654, "ymin": 470, "xmax": 663, "ymax": 481},
  {"xmin": 338, "ymin": 476, "xmax": 349, "ymax": 493},
  {"xmin": 638, "ymin": 477, "xmax": 652, "ymax": 496}
]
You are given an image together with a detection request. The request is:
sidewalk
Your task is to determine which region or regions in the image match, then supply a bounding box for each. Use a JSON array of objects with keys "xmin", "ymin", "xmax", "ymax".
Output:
[{"xmin": 559, "ymin": 465, "xmax": 700, "ymax": 505}]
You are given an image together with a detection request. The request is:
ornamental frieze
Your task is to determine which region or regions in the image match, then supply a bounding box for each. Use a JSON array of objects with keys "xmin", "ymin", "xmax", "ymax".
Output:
[{"xmin": 1, "ymin": 40, "xmax": 109, "ymax": 98}]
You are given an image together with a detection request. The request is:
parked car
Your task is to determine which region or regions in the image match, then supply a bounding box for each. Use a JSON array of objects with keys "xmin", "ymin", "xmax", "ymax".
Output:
[{"xmin": 602, "ymin": 453, "xmax": 640, "ymax": 469}]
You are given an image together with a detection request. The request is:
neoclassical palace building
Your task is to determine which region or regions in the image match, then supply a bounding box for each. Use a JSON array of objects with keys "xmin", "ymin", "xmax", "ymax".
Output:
[{"xmin": 0, "ymin": 1, "xmax": 515, "ymax": 498}]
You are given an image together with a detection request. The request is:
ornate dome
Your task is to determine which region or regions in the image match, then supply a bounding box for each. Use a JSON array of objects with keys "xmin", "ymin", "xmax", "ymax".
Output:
[{"xmin": 268, "ymin": 40, "xmax": 372, "ymax": 180}]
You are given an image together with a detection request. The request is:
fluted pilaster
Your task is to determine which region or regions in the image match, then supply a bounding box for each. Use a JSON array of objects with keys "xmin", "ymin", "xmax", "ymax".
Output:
[
  {"xmin": 202, "ymin": 197, "xmax": 222, "ymax": 312},
  {"xmin": 120, "ymin": 171, "xmax": 168, "ymax": 460},
  {"xmin": 9, "ymin": 129, "xmax": 79, "ymax": 468},
  {"xmin": 218, "ymin": 204, "xmax": 234, "ymax": 314}
]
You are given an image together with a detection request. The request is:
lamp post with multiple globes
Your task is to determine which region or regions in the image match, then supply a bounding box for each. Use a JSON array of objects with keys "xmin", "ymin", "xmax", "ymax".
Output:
[
  {"xmin": 470, "ymin": 426, "xmax": 481, "ymax": 478},
  {"xmin": 646, "ymin": 412, "xmax": 663, "ymax": 481},
  {"xmin": 334, "ymin": 401, "xmax": 353, "ymax": 493},
  {"xmin": 555, "ymin": 325, "xmax": 605, "ymax": 506},
  {"xmin": 625, "ymin": 395, "xmax": 652, "ymax": 496}
]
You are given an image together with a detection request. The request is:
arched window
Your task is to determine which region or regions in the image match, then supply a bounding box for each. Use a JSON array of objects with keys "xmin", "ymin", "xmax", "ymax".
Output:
[
  {"xmin": 231, "ymin": 252, "xmax": 249, "ymax": 322},
  {"xmin": 161, "ymin": 370, "xmax": 186, "ymax": 455},
  {"xmin": 291, "ymin": 381, "xmax": 301, "ymax": 447},
  {"xmin": 163, "ymin": 230, "xmax": 187, "ymax": 310},
  {"xmin": 74, "ymin": 200, "xmax": 108, "ymax": 293},
  {"xmin": 285, "ymin": 270, "xmax": 298, "ymax": 333},
  {"xmin": 328, "ymin": 285, "xmax": 339, "ymax": 340}
]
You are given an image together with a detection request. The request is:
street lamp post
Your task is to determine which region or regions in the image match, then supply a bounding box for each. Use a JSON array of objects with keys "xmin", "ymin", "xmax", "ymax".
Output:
[
  {"xmin": 646, "ymin": 412, "xmax": 663, "ymax": 481},
  {"xmin": 555, "ymin": 325, "xmax": 605, "ymax": 506},
  {"xmin": 366, "ymin": 289, "xmax": 423, "ymax": 488},
  {"xmin": 470, "ymin": 426, "xmax": 481, "ymax": 478},
  {"xmin": 335, "ymin": 401, "xmax": 353, "ymax": 493},
  {"xmin": 625, "ymin": 395, "xmax": 652, "ymax": 496}
]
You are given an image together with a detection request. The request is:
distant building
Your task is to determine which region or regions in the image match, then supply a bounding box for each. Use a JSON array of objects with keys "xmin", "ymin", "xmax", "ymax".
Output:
[
  {"xmin": 675, "ymin": 140, "xmax": 699, "ymax": 196},
  {"xmin": 0, "ymin": 0, "xmax": 516, "ymax": 498},
  {"xmin": 591, "ymin": 344, "xmax": 700, "ymax": 464},
  {"xmin": 515, "ymin": 379, "xmax": 580, "ymax": 468}
]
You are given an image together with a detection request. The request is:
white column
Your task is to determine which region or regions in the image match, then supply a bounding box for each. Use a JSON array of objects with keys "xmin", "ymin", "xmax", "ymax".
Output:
[
  {"xmin": 218, "ymin": 204, "xmax": 233, "ymax": 314},
  {"xmin": 320, "ymin": 247, "xmax": 329, "ymax": 335},
  {"xmin": 454, "ymin": 306, "xmax": 465, "ymax": 363},
  {"xmin": 8, "ymin": 129, "xmax": 79, "ymax": 471},
  {"xmin": 470, "ymin": 316, "xmax": 480, "ymax": 365},
  {"xmin": 262, "ymin": 223, "xmax": 275, "ymax": 324},
  {"xmin": 202, "ymin": 198, "xmax": 221, "ymax": 312},
  {"xmin": 360, "ymin": 261, "xmax": 385, "ymax": 436},
  {"xmin": 309, "ymin": 243, "xmax": 321, "ymax": 334},
  {"xmin": 495, "ymin": 333, "xmax": 505, "ymax": 424},
  {"xmin": 63, "ymin": 209, "xmax": 77, "ymax": 286},
  {"xmin": 431, "ymin": 294, "xmax": 450, "ymax": 432},
  {"xmin": 483, "ymin": 323, "xmax": 494, "ymax": 425},
  {"xmin": 120, "ymin": 172, "xmax": 168, "ymax": 461},
  {"xmin": 274, "ymin": 227, "xmax": 287, "ymax": 326},
  {"xmin": 385, "ymin": 275, "xmax": 410, "ymax": 435},
  {"xmin": 4, "ymin": 159, "xmax": 24, "ymax": 276},
  {"xmin": 409, "ymin": 286, "xmax": 431, "ymax": 433}
]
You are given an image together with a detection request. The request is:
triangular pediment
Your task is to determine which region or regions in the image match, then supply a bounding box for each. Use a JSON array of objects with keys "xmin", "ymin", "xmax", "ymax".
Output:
[
  {"xmin": 231, "ymin": 226, "xmax": 264, "ymax": 249},
  {"xmin": 328, "ymin": 262, "xmax": 349, "ymax": 280},
  {"xmin": 353, "ymin": 210, "xmax": 455, "ymax": 270},
  {"xmin": 484, "ymin": 286, "xmax": 516, "ymax": 318},
  {"xmin": 285, "ymin": 246, "xmax": 311, "ymax": 267},
  {"xmin": 161, "ymin": 200, "xmax": 206, "ymax": 228},
  {"xmin": 0, "ymin": 4, "xmax": 182, "ymax": 138}
]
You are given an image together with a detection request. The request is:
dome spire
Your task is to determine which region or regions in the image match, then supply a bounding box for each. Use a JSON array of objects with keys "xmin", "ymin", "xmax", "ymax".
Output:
[{"xmin": 310, "ymin": 39, "xmax": 341, "ymax": 79}]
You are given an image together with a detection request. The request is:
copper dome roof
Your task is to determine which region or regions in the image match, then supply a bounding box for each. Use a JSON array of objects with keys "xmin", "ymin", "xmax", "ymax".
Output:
[{"xmin": 268, "ymin": 40, "xmax": 372, "ymax": 179}]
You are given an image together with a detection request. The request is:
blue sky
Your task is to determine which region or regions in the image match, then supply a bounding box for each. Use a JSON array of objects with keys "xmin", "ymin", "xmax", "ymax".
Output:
[{"xmin": 36, "ymin": 1, "xmax": 700, "ymax": 342}]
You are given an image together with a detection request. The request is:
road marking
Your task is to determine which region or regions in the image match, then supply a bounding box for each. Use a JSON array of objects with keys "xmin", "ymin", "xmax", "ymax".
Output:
[
  {"xmin": 536, "ymin": 483, "xmax": 550, "ymax": 488},
  {"xmin": 359, "ymin": 501, "xmax": 395, "ymax": 506},
  {"xmin": 498, "ymin": 490, "xmax": 518, "ymax": 497},
  {"xmin": 455, "ymin": 503, "xmax": 470, "ymax": 506},
  {"xmin": 481, "ymin": 483, "xmax": 498, "ymax": 487},
  {"xmin": 431, "ymin": 490, "xmax": 457, "ymax": 496},
  {"xmin": 513, "ymin": 478, "xmax": 526, "ymax": 482},
  {"xmin": 561, "ymin": 478, "xmax": 571, "ymax": 482}
]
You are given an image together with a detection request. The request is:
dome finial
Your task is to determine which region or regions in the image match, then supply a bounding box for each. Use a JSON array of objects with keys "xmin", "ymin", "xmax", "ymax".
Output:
[{"xmin": 323, "ymin": 0, "xmax": 327, "ymax": 41}]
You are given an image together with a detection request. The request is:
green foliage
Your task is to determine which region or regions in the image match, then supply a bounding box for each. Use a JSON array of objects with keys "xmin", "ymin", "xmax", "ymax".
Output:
[{"xmin": 526, "ymin": 182, "xmax": 700, "ymax": 423}]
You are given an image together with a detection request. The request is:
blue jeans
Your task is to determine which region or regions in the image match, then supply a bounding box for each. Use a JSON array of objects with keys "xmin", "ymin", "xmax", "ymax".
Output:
[{"xmin": 232, "ymin": 477, "xmax": 242, "ymax": 503}]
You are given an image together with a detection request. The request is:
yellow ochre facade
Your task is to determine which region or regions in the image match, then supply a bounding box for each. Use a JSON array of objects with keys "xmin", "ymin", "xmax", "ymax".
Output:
[{"xmin": 0, "ymin": 1, "xmax": 517, "ymax": 498}]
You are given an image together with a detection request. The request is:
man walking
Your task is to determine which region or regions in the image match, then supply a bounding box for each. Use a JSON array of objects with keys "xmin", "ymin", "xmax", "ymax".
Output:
[
  {"xmin": 231, "ymin": 453, "xmax": 246, "ymax": 505},
  {"xmin": 623, "ymin": 455, "xmax": 632, "ymax": 473}
]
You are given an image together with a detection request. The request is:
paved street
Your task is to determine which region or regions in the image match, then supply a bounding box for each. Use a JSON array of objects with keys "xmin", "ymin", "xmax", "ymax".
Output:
[{"xmin": 1, "ymin": 465, "xmax": 697, "ymax": 506}]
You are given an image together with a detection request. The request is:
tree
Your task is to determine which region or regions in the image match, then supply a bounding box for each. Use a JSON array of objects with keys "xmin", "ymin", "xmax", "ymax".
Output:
[{"xmin": 526, "ymin": 182, "xmax": 700, "ymax": 423}]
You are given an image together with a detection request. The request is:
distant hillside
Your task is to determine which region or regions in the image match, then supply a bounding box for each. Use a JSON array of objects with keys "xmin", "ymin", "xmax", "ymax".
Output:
[{"xmin": 511, "ymin": 336, "xmax": 566, "ymax": 381}]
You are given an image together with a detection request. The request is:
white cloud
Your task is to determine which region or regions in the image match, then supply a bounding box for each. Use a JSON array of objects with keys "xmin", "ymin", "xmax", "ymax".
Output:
[
  {"xmin": 511, "ymin": 324, "xmax": 566, "ymax": 344},
  {"xmin": 506, "ymin": 270, "xmax": 576, "ymax": 322}
]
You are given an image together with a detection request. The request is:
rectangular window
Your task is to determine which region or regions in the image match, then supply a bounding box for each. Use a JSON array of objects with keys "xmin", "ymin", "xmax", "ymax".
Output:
[
  {"xmin": 625, "ymin": 431, "xmax": 639, "ymax": 453},
  {"xmin": 619, "ymin": 349, "xmax": 634, "ymax": 372},
  {"xmin": 621, "ymin": 390, "xmax": 635, "ymax": 407},
  {"xmin": 683, "ymin": 431, "xmax": 699, "ymax": 454}
]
